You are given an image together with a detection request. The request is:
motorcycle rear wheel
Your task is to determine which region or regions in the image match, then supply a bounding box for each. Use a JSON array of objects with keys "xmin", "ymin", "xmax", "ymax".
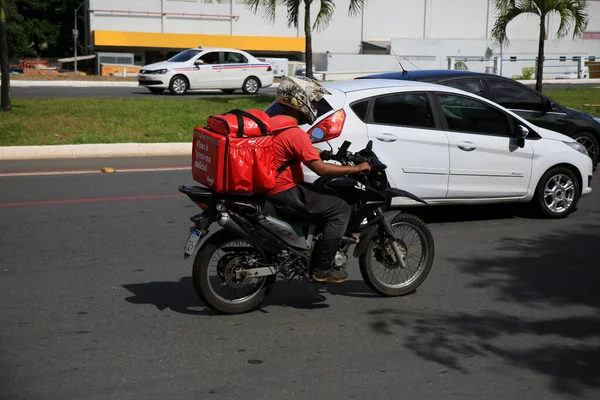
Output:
[
  {"xmin": 359, "ymin": 212, "xmax": 435, "ymax": 296},
  {"xmin": 192, "ymin": 229, "xmax": 275, "ymax": 314}
]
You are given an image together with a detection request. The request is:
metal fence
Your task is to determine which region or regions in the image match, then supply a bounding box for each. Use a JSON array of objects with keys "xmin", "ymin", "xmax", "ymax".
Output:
[{"xmin": 447, "ymin": 55, "xmax": 600, "ymax": 79}]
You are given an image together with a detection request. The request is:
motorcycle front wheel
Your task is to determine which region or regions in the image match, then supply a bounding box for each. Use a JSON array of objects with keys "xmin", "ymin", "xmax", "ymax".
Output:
[
  {"xmin": 192, "ymin": 229, "xmax": 275, "ymax": 314},
  {"xmin": 359, "ymin": 212, "xmax": 435, "ymax": 296}
]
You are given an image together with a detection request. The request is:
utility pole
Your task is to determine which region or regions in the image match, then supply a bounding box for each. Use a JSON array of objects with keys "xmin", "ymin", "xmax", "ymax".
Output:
[
  {"xmin": 0, "ymin": 0, "xmax": 10, "ymax": 111},
  {"xmin": 74, "ymin": 2, "xmax": 84, "ymax": 75}
]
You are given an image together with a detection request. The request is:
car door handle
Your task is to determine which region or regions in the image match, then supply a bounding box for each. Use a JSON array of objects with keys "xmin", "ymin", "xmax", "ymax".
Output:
[
  {"xmin": 375, "ymin": 133, "xmax": 397, "ymax": 143},
  {"xmin": 457, "ymin": 141, "xmax": 477, "ymax": 151}
]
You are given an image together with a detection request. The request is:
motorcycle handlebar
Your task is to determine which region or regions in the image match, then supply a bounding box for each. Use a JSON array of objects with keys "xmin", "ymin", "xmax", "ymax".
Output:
[{"xmin": 320, "ymin": 149, "xmax": 367, "ymax": 165}]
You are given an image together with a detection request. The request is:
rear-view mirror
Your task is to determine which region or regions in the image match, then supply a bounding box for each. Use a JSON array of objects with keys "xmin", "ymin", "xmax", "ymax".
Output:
[
  {"xmin": 516, "ymin": 125, "xmax": 529, "ymax": 139},
  {"xmin": 194, "ymin": 59, "xmax": 204, "ymax": 65},
  {"xmin": 515, "ymin": 125, "xmax": 529, "ymax": 148},
  {"xmin": 310, "ymin": 127, "xmax": 325, "ymax": 141}
]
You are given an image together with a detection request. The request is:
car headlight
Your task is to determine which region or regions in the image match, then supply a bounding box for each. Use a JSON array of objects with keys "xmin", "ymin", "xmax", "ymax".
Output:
[
  {"xmin": 157, "ymin": 69, "xmax": 168, "ymax": 74},
  {"xmin": 594, "ymin": 117, "xmax": 600, "ymax": 124},
  {"xmin": 564, "ymin": 141, "xmax": 589, "ymax": 156}
]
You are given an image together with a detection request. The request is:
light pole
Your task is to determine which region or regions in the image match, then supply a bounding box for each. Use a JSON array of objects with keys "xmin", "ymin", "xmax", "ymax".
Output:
[{"xmin": 73, "ymin": 2, "xmax": 84, "ymax": 75}]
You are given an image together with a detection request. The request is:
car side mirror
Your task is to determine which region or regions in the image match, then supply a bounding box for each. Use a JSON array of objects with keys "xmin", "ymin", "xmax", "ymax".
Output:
[
  {"xmin": 541, "ymin": 98, "xmax": 555, "ymax": 114},
  {"xmin": 194, "ymin": 59, "xmax": 204, "ymax": 65},
  {"xmin": 516, "ymin": 125, "xmax": 529, "ymax": 139},
  {"xmin": 515, "ymin": 125, "xmax": 529, "ymax": 148}
]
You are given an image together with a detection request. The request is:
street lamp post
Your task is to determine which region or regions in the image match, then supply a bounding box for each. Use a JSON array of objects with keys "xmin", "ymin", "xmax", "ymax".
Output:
[{"xmin": 73, "ymin": 2, "xmax": 84, "ymax": 76}]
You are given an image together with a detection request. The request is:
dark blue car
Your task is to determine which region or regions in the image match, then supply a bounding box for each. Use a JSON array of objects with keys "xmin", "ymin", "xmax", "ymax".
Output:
[{"xmin": 357, "ymin": 70, "xmax": 600, "ymax": 166}]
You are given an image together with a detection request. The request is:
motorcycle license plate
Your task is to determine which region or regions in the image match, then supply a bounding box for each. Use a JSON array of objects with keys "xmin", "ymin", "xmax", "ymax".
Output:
[{"xmin": 184, "ymin": 228, "xmax": 202, "ymax": 258}]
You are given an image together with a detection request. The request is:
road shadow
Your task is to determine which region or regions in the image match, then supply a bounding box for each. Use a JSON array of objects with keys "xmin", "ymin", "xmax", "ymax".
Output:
[
  {"xmin": 365, "ymin": 223, "xmax": 600, "ymax": 396},
  {"xmin": 123, "ymin": 277, "xmax": 213, "ymax": 316},
  {"xmin": 122, "ymin": 277, "xmax": 375, "ymax": 315},
  {"xmin": 398, "ymin": 202, "xmax": 549, "ymax": 224}
]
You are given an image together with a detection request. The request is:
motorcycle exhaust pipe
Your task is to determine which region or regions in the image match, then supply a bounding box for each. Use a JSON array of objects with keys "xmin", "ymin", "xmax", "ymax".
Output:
[
  {"xmin": 217, "ymin": 212, "xmax": 250, "ymax": 239},
  {"xmin": 217, "ymin": 211, "xmax": 299, "ymax": 256}
]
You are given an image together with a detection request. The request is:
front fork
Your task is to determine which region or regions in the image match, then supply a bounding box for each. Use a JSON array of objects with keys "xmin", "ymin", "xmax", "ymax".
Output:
[{"xmin": 376, "ymin": 208, "xmax": 407, "ymax": 269}]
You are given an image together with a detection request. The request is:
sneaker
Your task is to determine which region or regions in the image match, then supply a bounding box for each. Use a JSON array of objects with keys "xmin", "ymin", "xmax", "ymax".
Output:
[{"xmin": 312, "ymin": 268, "xmax": 348, "ymax": 283}]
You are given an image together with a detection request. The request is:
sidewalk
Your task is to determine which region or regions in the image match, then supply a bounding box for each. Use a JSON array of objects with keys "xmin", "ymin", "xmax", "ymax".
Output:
[{"xmin": 0, "ymin": 143, "xmax": 192, "ymax": 161}]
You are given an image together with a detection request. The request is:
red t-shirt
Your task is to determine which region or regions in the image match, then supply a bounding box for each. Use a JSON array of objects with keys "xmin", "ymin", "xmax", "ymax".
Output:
[{"xmin": 269, "ymin": 117, "xmax": 320, "ymax": 196}]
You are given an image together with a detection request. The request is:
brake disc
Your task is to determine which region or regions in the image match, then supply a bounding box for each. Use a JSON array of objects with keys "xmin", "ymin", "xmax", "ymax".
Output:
[{"xmin": 374, "ymin": 237, "xmax": 407, "ymax": 269}]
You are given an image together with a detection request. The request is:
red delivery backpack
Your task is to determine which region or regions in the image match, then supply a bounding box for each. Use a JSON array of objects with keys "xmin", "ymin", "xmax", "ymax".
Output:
[
  {"xmin": 192, "ymin": 109, "xmax": 294, "ymax": 194},
  {"xmin": 207, "ymin": 109, "xmax": 272, "ymax": 137}
]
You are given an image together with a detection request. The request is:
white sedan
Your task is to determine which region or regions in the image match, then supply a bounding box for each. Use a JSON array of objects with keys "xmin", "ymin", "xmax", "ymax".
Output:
[
  {"xmin": 138, "ymin": 47, "xmax": 274, "ymax": 96},
  {"xmin": 265, "ymin": 79, "xmax": 594, "ymax": 218}
]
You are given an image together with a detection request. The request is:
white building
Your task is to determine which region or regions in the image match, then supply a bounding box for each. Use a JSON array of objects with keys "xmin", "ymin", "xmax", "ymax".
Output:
[{"xmin": 85, "ymin": 0, "xmax": 600, "ymax": 77}]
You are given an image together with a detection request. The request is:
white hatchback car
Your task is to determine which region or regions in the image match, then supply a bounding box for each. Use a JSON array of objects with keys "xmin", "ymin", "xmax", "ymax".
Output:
[
  {"xmin": 265, "ymin": 79, "xmax": 594, "ymax": 218},
  {"xmin": 138, "ymin": 47, "xmax": 274, "ymax": 96}
]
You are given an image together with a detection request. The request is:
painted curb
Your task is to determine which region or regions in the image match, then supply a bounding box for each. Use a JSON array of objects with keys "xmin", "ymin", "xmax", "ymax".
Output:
[{"xmin": 0, "ymin": 143, "xmax": 193, "ymax": 161}]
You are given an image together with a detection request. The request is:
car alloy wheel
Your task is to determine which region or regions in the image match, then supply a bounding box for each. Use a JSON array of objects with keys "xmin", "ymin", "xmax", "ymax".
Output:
[
  {"xmin": 170, "ymin": 77, "xmax": 188, "ymax": 95},
  {"xmin": 242, "ymin": 77, "xmax": 259, "ymax": 95},
  {"xmin": 543, "ymin": 173, "xmax": 576, "ymax": 214}
]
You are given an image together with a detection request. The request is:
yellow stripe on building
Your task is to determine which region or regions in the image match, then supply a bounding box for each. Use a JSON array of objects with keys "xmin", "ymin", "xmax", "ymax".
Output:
[{"xmin": 94, "ymin": 30, "xmax": 305, "ymax": 52}]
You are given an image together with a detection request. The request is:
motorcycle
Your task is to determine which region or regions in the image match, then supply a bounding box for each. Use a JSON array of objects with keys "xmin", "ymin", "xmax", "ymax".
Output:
[{"xmin": 178, "ymin": 132, "xmax": 435, "ymax": 314}]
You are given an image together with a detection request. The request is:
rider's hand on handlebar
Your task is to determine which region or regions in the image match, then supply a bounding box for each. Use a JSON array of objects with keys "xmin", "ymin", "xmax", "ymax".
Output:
[
  {"xmin": 320, "ymin": 150, "xmax": 332, "ymax": 161},
  {"xmin": 354, "ymin": 162, "xmax": 371, "ymax": 174}
]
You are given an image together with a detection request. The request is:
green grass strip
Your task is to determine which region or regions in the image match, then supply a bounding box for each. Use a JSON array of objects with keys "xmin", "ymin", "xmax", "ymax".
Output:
[{"xmin": 0, "ymin": 95, "xmax": 275, "ymax": 146}]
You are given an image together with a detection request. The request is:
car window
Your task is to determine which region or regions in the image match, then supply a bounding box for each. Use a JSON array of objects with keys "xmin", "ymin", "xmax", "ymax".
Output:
[
  {"xmin": 223, "ymin": 52, "xmax": 248, "ymax": 64},
  {"xmin": 264, "ymin": 98, "xmax": 334, "ymax": 121},
  {"xmin": 443, "ymin": 79, "xmax": 487, "ymax": 98},
  {"xmin": 350, "ymin": 100, "xmax": 369, "ymax": 122},
  {"xmin": 487, "ymin": 80, "xmax": 546, "ymax": 112},
  {"xmin": 168, "ymin": 49, "xmax": 203, "ymax": 63},
  {"xmin": 199, "ymin": 52, "xmax": 220, "ymax": 65},
  {"xmin": 371, "ymin": 93, "xmax": 434, "ymax": 128},
  {"xmin": 438, "ymin": 94, "xmax": 511, "ymax": 136}
]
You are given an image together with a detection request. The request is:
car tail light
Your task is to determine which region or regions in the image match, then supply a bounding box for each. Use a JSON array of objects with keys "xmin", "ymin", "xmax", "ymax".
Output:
[
  {"xmin": 267, "ymin": 65, "xmax": 272, "ymax": 71},
  {"xmin": 308, "ymin": 109, "xmax": 346, "ymax": 142}
]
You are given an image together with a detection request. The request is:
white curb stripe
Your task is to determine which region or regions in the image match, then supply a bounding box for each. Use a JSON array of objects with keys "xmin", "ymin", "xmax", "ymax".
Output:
[
  {"xmin": 0, "ymin": 166, "xmax": 191, "ymax": 177},
  {"xmin": 0, "ymin": 143, "xmax": 193, "ymax": 160}
]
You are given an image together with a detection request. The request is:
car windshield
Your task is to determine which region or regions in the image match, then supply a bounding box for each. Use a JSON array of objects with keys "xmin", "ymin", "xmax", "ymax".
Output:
[{"xmin": 167, "ymin": 49, "xmax": 202, "ymax": 63}]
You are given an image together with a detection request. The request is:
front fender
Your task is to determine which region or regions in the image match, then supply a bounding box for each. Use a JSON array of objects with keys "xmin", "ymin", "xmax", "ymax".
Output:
[
  {"xmin": 352, "ymin": 210, "xmax": 405, "ymax": 258},
  {"xmin": 382, "ymin": 187, "xmax": 428, "ymax": 205}
]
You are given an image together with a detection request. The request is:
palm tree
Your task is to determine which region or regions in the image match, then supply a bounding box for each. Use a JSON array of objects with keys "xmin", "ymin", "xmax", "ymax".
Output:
[
  {"xmin": 491, "ymin": 0, "xmax": 589, "ymax": 93},
  {"xmin": 0, "ymin": 0, "xmax": 11, "ymax": 112},
  {"xmin": 244, "ymin": 0, "xmax": 366, "ymax": 79}
]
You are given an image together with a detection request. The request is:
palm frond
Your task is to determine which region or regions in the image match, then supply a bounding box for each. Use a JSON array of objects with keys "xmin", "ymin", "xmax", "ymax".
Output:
[
  {"xmin": 491, "ymin": 0, "xmax": 541, "ymax": 46},
  {"xmin": 285, "ymin": 0, "xmax": 302, "ymax": 28},
  {"xmin": 313, "ymin": 0, "xmax": 336, "ymax": 32},
  {"xmin": 243, "ymin": 0, "xmax": 278, "ymax": 24},
  {"xmin": 551, "ymin": 0, "xmax": 589, "ymax": 39},
  {"xmin": 494, "ymin": 0, "xmax": 519, "ymax": 14},
  {"xmin": 348, "ymin": 0, "xmax": 367, "ymax": 17}
]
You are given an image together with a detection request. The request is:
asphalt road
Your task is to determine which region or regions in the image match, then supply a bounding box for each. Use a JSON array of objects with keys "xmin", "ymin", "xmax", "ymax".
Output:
[
  {"xmin": 1, "ymin": 156, "xmax": 599, "ymax": 400},
  {"xmin": 10, "ymin": 81, "xmax": 598, "ymax": 99},
  {"xmin": 11, "ymin": 86, "xmax": 277, "ymax": 99}
]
